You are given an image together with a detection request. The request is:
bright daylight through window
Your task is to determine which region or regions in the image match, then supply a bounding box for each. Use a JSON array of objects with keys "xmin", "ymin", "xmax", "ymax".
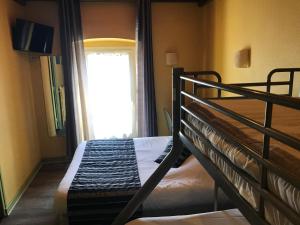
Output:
[{"xmin": 86, "ymin": 48, "xmax": 136, "ymax": 139}]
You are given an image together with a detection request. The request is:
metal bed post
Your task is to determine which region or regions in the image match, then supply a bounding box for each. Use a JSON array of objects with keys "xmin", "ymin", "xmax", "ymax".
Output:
[
  {"xmin": 112, "ymin": 68, "xmax": 184, "ymax": 225},
  {"xmin": 182, "ymin": 70, "xmax": 222, "ymax": 211},
  {"xmin": 191, "ymin": 71, "xmax": 222, "ymax": 98},
  {"xmin": 213, "ymin": 183, "xmax": 219, "ymax": 211},
  {"xmin": 289, "ymin": 71, "xmax": 295, "ymax": 96},
  {"xmin": 193, "ymin": 74, "xmax": 196, "ymax": 95},
  {"xmin": 180, "ymin": 69, "xmax": 186, "ymax": 133},
  {"xmin": 259, "ymin": 101, "xmax": 273, "ymax": 217}
]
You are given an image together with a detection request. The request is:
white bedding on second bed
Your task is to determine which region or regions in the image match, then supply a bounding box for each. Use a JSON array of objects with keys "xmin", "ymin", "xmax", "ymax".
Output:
[
  {"xmin": 55, "ymin": 136, "xmax": 230, "ymax": 223},
  {"xmin": 126, "ymin": 209, "xmax": 249, "ymax": 225}
]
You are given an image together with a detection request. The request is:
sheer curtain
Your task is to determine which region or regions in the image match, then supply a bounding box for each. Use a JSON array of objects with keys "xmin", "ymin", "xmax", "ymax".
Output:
[
  {"xmin": 85, "ymin": 50, "xmax": 137, "ymax": 139},
  {"xmin": 58, "ymin": 0, "xmax": 93, "ymax": 157},
  {"xmin": 136, "ymin": 0, "xmax": 158, "ymax": 137}
]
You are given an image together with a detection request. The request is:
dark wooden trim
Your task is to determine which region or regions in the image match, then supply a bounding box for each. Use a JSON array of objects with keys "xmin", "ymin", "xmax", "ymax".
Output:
[
  {"xmin": 197, "ymin": 0, "xmax": 211, "ymax": 6},
  {"xmin": 26, "ymin": 0, "xmax": 209, "ymax": 3},
  {"xmin": 14, "ymin": 0, "xmax": 27, "ymax": 5}
]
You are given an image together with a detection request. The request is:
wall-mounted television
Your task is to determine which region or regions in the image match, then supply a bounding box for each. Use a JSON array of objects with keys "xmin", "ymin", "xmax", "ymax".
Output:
[{"xmin": 12, "ymin": 19, "xmax": 54, "ymax": 54}]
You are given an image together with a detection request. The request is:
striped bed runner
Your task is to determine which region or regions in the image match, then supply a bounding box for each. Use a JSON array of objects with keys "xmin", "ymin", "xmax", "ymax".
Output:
[{"xmin": 67, "ymin": 139, "xmax": 142, "ymax": 225}]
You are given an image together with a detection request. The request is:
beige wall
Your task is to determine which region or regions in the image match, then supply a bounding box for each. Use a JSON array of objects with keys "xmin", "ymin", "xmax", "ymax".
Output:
[
  {"xmin": 203, "ymin": 0, "xmax": 300, "ymax": 96},
  {"xmin": 81, "ymin": 2, "xmax": 136, "ymax": 40},
  {"xmin": 25, "ymin": 2, "xmax": 66, "ymax": 159},
  {"xmin": 0, "ymin": 0, "xmax": 41, "ymax": 206},
  {"xmin": 152, "ymin": 3, "xmax": 205, "ymax": 135}
]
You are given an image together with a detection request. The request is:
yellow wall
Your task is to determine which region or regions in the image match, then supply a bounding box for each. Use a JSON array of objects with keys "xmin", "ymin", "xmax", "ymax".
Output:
[
  {"xmin": 81, "ymin": 2, "xmax": 136, "ymax": 40},
  {"xmin": 84, "ymin": 38, "xmax": 135, "ymax": 48},
  {"xmin": 203, "ymin": 0, "xmax": 300, "ymax": 96},
  {"xmin": 152, "ymin": 3, "xmax": 205, "ymax": 135},
  {"xmin": 0, "ymin": 0, "xmax": 41, "ymax": 206},
  {"xmin": 25, "ymin": 1, "xmax": 66, "ymax": 159}
]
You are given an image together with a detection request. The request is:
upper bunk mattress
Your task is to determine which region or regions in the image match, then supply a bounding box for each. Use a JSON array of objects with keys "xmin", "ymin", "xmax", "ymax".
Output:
[
  {"xmin": 184, "ymin": 98, "xmax": 300, "ymax": 225},
  {"xmin": 126, "ymin": 209, "xmax": 250, "ymax": 225},
  {"xmin": 55, "ymin": 136, "xmax": 231, "ymax": 224}
]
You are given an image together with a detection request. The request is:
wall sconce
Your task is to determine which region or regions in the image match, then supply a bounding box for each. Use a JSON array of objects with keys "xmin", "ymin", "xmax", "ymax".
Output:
[
  {"xmin": 235, "ymin": 48, "xmax": 251, "ymax": 68},
  {"xmin": 166, "ymin": 52, "xmax": 178, "ymax": 66}
]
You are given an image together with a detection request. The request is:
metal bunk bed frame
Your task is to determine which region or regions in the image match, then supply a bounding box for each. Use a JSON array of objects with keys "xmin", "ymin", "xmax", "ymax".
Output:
[{"xmin": 112, "ymin": 67, "xmax": 300, "ymax": 225}]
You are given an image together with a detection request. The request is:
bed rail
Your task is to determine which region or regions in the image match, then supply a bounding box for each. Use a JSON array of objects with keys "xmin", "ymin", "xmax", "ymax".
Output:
[
  {"xmin": 196, "ymin": 68, "xmax": 300, "ymax": 98},
  {"xmin": 178, "ymin": 68, "xmax": 300, "ymax": 225},
  {"xmin": 228, "ymin": 68, "xmax": 300, "ymax": 96},
  {"xmin": 112, "ymin": 67, "xmax": 300, "ymax": 225}
]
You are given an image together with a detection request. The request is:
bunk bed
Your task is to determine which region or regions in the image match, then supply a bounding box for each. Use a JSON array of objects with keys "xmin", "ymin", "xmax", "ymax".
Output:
[{"xmin": 112, "ymin": 68, "xmax": 300, "ymax": 225}]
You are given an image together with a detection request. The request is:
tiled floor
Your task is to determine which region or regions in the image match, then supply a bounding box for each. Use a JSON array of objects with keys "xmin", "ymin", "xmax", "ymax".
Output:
[{"xmin": 0, "ymin": 163, "xmax": 68, "ymax": 225}]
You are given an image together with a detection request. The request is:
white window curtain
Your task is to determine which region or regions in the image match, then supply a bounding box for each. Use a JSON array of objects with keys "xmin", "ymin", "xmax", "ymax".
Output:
[
  {"xmin": 71, "ymin": 43, "xmax": 95, "ymax": 143},
  {"xmin": 85, "ymin": 49, "xmax": 137, "ymax": 139}
]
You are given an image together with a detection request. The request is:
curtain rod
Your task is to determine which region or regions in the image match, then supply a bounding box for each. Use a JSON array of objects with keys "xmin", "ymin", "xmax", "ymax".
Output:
[
  {"xmin": 22, "ymin": 0, "xmax": 208, "ymax": 4},
  {"xmin": 16, "ymin": 0, "xmax": 210, "ymax": 7}
]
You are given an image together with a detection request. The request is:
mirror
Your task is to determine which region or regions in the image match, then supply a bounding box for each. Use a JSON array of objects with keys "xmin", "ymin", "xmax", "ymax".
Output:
[{"xmin": 40, "ymin": 56, "xmax": 66, "ymax": 136}]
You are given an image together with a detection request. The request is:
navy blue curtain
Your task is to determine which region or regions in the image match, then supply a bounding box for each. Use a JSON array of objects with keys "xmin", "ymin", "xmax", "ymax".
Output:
[
  {"xmin": 58, "ymin": 0, "xmax": 86, "ymax": 158},
  {"xmin": 137, "ymin": 0, "xmax": 158, "ymax": 136}
]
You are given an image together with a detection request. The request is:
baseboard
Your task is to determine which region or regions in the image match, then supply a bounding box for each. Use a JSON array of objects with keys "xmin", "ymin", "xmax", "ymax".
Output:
[
  {"xmin": 5, "ymin": 162, "xmax": 42, "ymax": 215},
  {"xmin": 3, "ymin": 156, "xmax": 67, "ymax": 216}
]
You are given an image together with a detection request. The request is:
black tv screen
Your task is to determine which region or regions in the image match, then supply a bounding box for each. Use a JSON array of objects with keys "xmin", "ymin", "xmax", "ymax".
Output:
[{"xmin": 13, "ymin": 19, "xmax": 54, "ymax": 54}]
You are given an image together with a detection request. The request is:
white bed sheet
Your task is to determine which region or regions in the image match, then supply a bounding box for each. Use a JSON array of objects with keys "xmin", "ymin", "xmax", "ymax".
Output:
[
  {"xmin": 126, "ymin": 209, "xmax": 250, "ymax": 225},
  {"xmin": 55, "ymin": 136, "xmax": 230, "ymax": 223}
]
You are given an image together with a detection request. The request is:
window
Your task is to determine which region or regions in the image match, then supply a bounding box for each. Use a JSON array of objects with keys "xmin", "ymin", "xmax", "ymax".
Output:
[{"xmin": 85, "ymin": 39, "xmax": 136, "ymax": 139}]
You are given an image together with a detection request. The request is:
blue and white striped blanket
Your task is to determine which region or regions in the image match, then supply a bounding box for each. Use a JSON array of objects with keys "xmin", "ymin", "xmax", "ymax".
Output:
[{"xmin": 67, "ymin": 139, "xmax": 142, "ymax": 225}]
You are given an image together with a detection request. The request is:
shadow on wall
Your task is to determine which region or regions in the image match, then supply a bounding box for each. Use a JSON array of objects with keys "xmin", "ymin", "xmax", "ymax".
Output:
[{"xmin": 201, "ymin": 0, "xmax": 226, "ymax": 97}]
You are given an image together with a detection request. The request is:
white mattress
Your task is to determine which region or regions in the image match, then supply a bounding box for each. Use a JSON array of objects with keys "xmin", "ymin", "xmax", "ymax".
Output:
[
  {"xmin": 126, "ymin": 209, "xmax": 250, "ymax": 225},
  {"xmin": 55, "ymin": 136, "xmax": 230, "ymax": 224}
]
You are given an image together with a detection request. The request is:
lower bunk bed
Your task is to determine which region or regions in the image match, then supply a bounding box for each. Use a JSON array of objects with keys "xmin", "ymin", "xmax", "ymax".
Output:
[
  {"xmin": 55, "ymin": 136, "xmax": 231, "ymax": 225},
  {"xmin": 111, "ymin": 67, "xmax": 300, "ymax": 225}
]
